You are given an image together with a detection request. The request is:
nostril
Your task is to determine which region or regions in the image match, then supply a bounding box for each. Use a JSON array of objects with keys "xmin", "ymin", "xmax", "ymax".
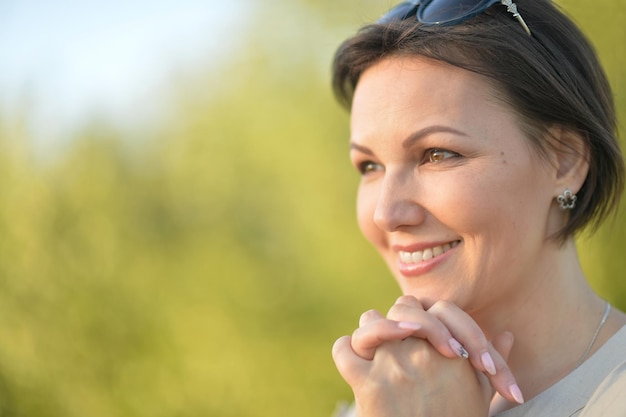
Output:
[
  {"xmin": 373, "ymin": 199, "xmax": 425, "ymax": 232},
  {"xmin": 371, "ymin": 172, "xmax": 425, "ymax": 231}
]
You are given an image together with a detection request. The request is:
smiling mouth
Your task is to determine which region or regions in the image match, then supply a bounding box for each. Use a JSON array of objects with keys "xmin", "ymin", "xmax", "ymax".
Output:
[{"xmin": 399, "ymin": 241, "xmax": 460, "ymax": 264}]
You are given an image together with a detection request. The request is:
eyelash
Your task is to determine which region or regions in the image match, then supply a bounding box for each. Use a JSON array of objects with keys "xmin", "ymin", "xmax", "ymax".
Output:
[
  {"xmin": 357, "ymin": 161, "xmax": 383, "ymax": 175},
  {"xmin": 355, "ymin": 148, "xmax": 461, "ymax": 176},
  {"xmin": 425, "ymin": 148, "xmax": 461, "ymax": 163}
]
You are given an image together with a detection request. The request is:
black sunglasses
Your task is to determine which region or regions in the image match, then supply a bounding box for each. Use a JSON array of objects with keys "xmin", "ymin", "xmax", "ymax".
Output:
[{"xmin": 378, "ymin": 0, "xmax": 531, "ymax": 36}]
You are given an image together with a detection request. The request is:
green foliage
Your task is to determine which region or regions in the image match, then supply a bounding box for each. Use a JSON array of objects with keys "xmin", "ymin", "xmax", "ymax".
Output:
[
  {"xmin": 0, "ymin": 0, "xmax": 624, "ymax": 416},
  {"xmin": 560, "ymin": 0, "xmax": 626, "ymax": 311}
]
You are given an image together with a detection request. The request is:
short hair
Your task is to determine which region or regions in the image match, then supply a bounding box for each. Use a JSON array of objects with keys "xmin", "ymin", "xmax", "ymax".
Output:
[{"xmin": 332, "ymin": 0, "xmax": 624, "ymax": 241}]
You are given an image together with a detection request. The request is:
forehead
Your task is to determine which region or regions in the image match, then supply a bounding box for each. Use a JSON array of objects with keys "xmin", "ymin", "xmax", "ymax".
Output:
[
  {"xmin": 353, "ymin": 56, "xmax": 497, "ymax": 117},
  {"xmin": 350, "ymin": 55, "xmax": 519, "ymax": 143}
]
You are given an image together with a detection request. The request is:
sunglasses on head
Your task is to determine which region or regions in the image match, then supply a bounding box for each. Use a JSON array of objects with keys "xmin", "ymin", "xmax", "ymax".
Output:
[{"xmin": 378, "ymin": 0, "xmax": 531, "ymax": 36}]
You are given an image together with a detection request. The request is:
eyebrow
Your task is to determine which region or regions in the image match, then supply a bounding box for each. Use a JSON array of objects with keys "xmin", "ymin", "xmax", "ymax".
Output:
[
  {"xmin": 350, "ymin": 125, "xmax": 469, "ymax": 155},
  {"xmin": 402, "ymin": 125, "xmax": 469, "ymax": 149},
  {"xmin": 349, "ymin": 142, "xmax": 374, "ymax": 155}
]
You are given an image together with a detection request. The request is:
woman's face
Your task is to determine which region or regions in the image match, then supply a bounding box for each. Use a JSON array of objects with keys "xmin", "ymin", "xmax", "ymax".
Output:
[{"xmin": 350, "ymin": 56, "xmax": 560, "ymax": 314}]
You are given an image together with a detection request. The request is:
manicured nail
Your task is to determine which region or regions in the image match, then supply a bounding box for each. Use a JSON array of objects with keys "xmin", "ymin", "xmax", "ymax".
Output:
[
  {"xmin": 509, "ymin": 384, "xmax": 525, "ymax": 404},
  {"xmin": 449, "ymin": 338, "xmax": 469, "ymax": 359},
  {"xmin": 398, "ymin": 322, "xmax": 421, "ymax": 331},
  {"xmin": 481, "ymin": 352, "xmax": 497, "ymax": 375}
]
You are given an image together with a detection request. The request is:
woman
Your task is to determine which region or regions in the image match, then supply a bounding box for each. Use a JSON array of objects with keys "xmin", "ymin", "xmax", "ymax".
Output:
[{"xmin": 330, "ymin": 0, "xmax": 626, "ymax": 416}]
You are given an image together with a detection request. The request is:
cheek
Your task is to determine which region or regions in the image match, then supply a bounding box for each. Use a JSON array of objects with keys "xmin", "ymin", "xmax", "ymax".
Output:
[
  {"xmin": 426, "ymin": 162, "xmax": 550, "ymax": 240},
  {"xmin": 421, "ymin": 168, "xmax": 522, "ymax": 234},
  {"xmin": 356, "ymin": 184, "xmax": 383, "ymax": 245}
]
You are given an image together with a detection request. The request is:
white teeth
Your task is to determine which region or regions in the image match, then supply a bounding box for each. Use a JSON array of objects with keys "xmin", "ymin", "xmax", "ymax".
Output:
[{"xmin": 399, "ymin": 241, "xmax": 459, "ymax": 264}]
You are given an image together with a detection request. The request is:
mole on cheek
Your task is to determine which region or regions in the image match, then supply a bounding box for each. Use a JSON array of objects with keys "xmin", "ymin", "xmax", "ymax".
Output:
[{"xmin": 501, "ymin": 151, "xmax": 507, "ymax": 165}]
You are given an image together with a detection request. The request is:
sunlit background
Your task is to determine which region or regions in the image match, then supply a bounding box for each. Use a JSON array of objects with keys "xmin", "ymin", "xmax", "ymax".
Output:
[{"xmin": 0, "ymin": 0, "xmax": 624, "ymax": 416}]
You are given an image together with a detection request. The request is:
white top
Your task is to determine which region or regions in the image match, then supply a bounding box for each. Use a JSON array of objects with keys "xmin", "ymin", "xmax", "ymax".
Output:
[{"xmin": 496, "ymin": 325, "xmax": 626, "ymax": 417}]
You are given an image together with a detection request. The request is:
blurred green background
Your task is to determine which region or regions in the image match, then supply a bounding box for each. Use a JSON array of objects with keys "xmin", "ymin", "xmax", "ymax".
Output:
[{"xmin": 0, "ymin": 0, "xmax": 624, "ymax": 416}]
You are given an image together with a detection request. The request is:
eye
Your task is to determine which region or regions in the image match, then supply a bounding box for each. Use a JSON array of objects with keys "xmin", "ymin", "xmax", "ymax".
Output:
[
  {"xmin": 358, "ymin": 160, "xmax": 383, "ymax": 175},
  {"xmin": 426, "ymin": 148, "xmax": 460, "ymax": 163}
]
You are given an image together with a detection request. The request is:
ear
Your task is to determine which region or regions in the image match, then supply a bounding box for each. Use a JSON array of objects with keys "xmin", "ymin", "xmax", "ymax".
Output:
[{"xmin": 547, "ymin": 126, "xmax": 589, "ymax": 195}]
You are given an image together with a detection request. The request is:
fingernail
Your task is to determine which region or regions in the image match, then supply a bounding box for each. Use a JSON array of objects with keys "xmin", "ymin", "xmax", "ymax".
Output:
[
  {"xmin": 481, "ymin": 352, "xmax": 497, "ymax": 376},
  {"xmin": 449, "ymin": 338, "xmax": 469, "ymax": 359},
  {"xmin": 398, "ymin": 322, "xmax": 421, "ymax": 331},
  {"xmin": 509, "ymin": 384, "xmax": 525, "ymax": 404}
]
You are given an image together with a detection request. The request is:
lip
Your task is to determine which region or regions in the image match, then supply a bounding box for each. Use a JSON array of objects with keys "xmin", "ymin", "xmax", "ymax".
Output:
[
  {"xmin": 392, "ymin": 240, "xmax": 458, "ymax": 253},
  {"xmin": 395, "ymin": 240, "xmax": 460, "ymax": 278}
]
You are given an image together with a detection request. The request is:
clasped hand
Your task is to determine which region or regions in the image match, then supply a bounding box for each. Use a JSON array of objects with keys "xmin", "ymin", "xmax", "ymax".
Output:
[{"xmin": 332, "ymin": 295, "xmax": 523, "ymax": 417}]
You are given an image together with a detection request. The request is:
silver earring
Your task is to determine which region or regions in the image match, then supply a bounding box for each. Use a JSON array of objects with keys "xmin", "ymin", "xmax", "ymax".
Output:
[{"xmin": 557, "ymin": 189, "xmax": 577, "ymax": 210}]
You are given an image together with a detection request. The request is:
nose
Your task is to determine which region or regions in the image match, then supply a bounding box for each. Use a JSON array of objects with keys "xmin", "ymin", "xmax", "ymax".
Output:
[{"xmin": 373, "ymin": 170, "xmax": 425, "ymax": 232}]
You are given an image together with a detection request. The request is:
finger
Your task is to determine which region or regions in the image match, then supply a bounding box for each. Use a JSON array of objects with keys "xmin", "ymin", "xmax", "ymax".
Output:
[
  {"xmin": 484, "ymin": 340, "xmax": 524, "ymax": 404},
  {"xmin": 386, "ymin": 300, "xmax": 466, "ymax": 359},
  {"xmin": 491, "ymin": 332, "xmax": 524, "ymax": 404},
  {"xmin": 359, "ymin": 309, "xmax": 384, "ymax": 327},
  {"xmin": 492, "ymin": 331, "xmax": 514, "ymax": 362},
  {"xmin": 395, "ymin": 294, "xmax": 424, "ymax": 308},
  {"xmin": 351, "ymin": 319, "xmax": 419, "ymax": 360},
  {"xmin": 427, "ymin": 302, "xmax": 523, "ymax": 403},
  {"xmin": 332, "ymin": 335, "xmax": 370, "ymax": 386},
  {"xmin": 427, "ymin": 301, "xmax": 494, "ymax": 372},
  {"xmin": 478, "ymin": 332, "xmax": 513, "ymax": 404}
]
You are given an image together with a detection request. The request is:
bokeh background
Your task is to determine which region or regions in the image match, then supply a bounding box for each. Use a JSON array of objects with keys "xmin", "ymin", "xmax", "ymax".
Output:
[{"xmin": 0, "ymin": 0, "xmax": 624, "ymax": 416}]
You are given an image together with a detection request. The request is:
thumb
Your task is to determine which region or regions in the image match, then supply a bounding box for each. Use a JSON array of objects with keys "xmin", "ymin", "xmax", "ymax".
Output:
[{"xmin": 492, "ymin": 331, "xmax": 514, "ymax": 362}]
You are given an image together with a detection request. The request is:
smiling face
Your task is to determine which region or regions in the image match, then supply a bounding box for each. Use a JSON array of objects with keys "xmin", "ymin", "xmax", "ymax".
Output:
[{"xmin": 350, "ymin": 56, "xmax": 564, "ymax": 314}]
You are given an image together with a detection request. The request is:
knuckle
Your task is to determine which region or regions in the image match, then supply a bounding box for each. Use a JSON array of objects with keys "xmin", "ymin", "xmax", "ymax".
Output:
[
  {"xmin": 352, "ymin": 320, "xmax": 389, "ymax": 343},
  {"xmin": 387, "ymin": 300, "xmax": 425, "ymax": 321},
  {"xmin": 396, "ymin": 294, "xmax": 421, "ymax": 306},
  {"xmin": 386, "ymin": 303, "xmax": 404, "ymax": 320},
  {"xmin": 468, "ymin": 326, "xmax": 488, "ymax": 344},
  {"xmin": 427, "ymin": 299, "xmax": 455, "ymax": 314},
  {"xmin": 463, "ymin": 327, "xmax": 488, "ymax": 350},
  {"xmin": 351, "ymin": 326, "xmax": 364, "ymax": 340},
  {"xmin": 332, "ymin": 335, "xmax": 351, "ymax": 359},
  {"xmin": 359, "ymin": 309, "xmax": 380, "ymax": 324}
]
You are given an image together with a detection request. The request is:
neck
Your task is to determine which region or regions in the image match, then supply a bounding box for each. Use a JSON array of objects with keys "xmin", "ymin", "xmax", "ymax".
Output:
[{"xmin": 471, "ymin": 239, "xmax": 611, "ymax": 401}]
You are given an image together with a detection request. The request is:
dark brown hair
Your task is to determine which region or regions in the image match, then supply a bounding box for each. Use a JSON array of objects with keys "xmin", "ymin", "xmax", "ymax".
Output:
[{"xmin": 332, "ymin": 0, "xmax": 624, "ymax": 241}]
